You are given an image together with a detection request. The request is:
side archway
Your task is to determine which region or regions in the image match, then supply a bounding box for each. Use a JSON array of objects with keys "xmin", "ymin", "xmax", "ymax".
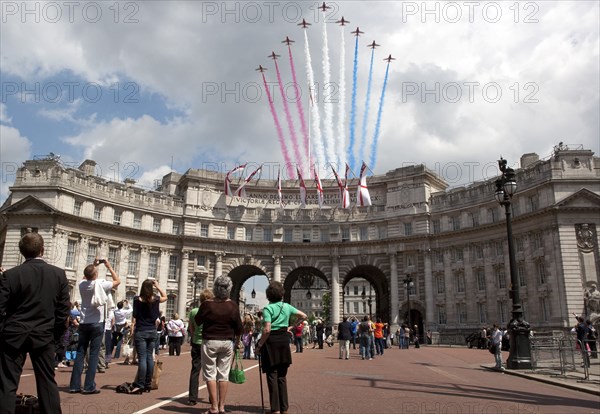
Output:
[{"xmin": 228, "ymin": 265, "xmax": 269, "ymax": 303}]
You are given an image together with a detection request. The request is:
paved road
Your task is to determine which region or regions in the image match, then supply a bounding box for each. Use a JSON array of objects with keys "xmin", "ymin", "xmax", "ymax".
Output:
[{"xmin": 15, "ymin": 344, "xmax": 600, "ymax": 413}]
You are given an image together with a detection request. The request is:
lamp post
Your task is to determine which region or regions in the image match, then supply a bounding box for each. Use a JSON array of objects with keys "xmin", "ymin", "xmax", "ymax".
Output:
[
  {"xmin": 191, "ymin": 272, "xmax": 204, "ymax": 308},
  {"xmin": 361, "ymin": 284, "xmax": 372, "ymax": 319},
  {"xmin": 403, "ymin": 275, "xmax": 414, "ymax": 328},
  {"xmin": 495, "ymin": 158, "xmax": 532, "ymax": 369}
]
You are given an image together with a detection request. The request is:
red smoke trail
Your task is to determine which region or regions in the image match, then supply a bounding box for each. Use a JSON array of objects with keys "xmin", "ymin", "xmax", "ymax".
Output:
[
  {"xmin": 261, "ymin": 71, "xmax": 295, "ymax": 178},
  {"xmin": 274, "ymin": 57, "xmax": 304, "ymax": 177},
  {"xmin": 288, "ymin": 45, "xmax": 309, "ymax": 175}
]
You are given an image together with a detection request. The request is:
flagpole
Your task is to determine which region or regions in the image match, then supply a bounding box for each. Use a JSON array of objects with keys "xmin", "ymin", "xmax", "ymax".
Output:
[{"xmin": 308, "ymin": 82, "xmax": 312, "ymax": 179}]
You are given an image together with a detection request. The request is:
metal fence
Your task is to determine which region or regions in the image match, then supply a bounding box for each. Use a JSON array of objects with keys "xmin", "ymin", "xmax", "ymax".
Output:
[{"xmin": 530, "ymin": 335, "xmax": 598, "ymax": 381}]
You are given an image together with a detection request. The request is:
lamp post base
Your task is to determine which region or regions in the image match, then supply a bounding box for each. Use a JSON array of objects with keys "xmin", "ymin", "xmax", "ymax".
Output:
[{"xmin": 506, "ymin": 317, "xmax": 532, "ymax": 370}]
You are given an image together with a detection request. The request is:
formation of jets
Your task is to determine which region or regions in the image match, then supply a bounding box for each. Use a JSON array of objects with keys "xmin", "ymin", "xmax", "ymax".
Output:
[
  {"xmin": 336, "ymin": 16, "xmax": 349, "ymax": 26},
  {"xmin": 268, "ymin": 51, "xmax": 280, "ymax": 60},
  {"xmin": 281, "ymin": 36, "xmax": 294, "ymax": 45},
  {"xmin": 298, "ymin": 18, "xmax": 311, "ymax": 28},
  {"xmin": 351, "ymin": 27, "xmax": 364, "ymax": 37},
  {"xmin": 384, "ymin": 54, "xmax": 395, "ymax": 63},
  {"xmin": 255, "ymin": 65, "xmax": 267, "ymax": 72},
  {"xmin": 319, "ymin": 2, "xmax": 331, "ymax": 12},
  {"xmin": 368, "ymin": 41, "xmax": 380, "ymax": 49}
]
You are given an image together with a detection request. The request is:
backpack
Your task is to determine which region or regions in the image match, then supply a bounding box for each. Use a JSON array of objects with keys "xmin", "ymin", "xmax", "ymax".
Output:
[
  {"xmin": 359, "ymin": 321, "xmax": 371, "ymax": 337},
  {"xmin": 91, "ymin": 280, "xmax": 108, "ymax": 308}
]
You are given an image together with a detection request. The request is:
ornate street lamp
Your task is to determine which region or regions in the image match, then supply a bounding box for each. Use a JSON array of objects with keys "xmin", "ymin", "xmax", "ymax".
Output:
[
  {"xmin": 298, "ymin": 270, "xmax": 315, "ymax": 300},
  {"xmin": 251, "ymin": 276, "xmax": 256, "ymax": 299},
  {"xmin": 403, "ymin": 275, "xmax": 414, "ymax": 328},
  {"xmin": 360, "ymin": 284, "xmax": 372, "ymax": 318},
  {"xmin": 495, "ymin": 157, "xmax": 532, "ymax": 369},
  {"xmin": 191, "ymin": 272, "xmax": 205, "ymax": 308}
]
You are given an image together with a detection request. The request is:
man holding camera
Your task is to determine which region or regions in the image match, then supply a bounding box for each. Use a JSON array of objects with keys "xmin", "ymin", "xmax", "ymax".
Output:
[{"xmin": 68, "ymin": 259, "xmax": 120, "ymax": 394}]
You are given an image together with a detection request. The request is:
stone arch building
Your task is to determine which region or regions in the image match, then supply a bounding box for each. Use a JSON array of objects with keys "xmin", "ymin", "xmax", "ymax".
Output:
[{"xmin": 1, "ymin": 147, "xmax": 599, "ymax": 337}]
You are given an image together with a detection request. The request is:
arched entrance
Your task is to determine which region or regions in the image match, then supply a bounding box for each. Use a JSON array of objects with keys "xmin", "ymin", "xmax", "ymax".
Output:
[
  {"xmin": 400, "ymin": 302, "xmax": 425, "ymax": 342},
  {"xmin": 228, "ymin": 265, "xmax": 269, "ymax": 303},
  {"xmin": 343, "ymin": 265, "xmax": 390, "ymax": 323},
  {"xmin": 283, "ymin": 267, "xmax": 329, "ymax": 319}
]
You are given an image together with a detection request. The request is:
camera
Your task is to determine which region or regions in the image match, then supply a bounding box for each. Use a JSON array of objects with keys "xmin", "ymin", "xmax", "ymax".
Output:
[{"xmin": 99, "ymin": 259, "xmax": 106, "ymax": 264}]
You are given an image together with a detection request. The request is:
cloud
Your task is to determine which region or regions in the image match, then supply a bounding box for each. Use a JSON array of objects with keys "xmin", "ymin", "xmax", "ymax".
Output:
[
  {"xmin": 0, "ymin": 125, "xmax": 32, "ymax": 201},
  {"xmin": 0, "ymin": 104, "xmax": 12, "ymax": 124}
]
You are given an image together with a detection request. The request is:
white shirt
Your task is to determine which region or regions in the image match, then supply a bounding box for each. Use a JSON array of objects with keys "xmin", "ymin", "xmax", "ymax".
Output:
[
  {"xmin": 492, "ymin": 329, "xmax": 503, "ymax": 346},
  {"xmin": 79, "ymin": 279, "xmax": 113, "ymax": 324},
  {"xmin": 114, "ymin": 307, "xmax": 133, "ymax": 325}
]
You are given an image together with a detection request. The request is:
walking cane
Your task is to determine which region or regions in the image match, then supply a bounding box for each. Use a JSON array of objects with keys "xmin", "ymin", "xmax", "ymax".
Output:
[{"xmin": 258, "ymin": 355, "xmax": 265, "ymax": 413}]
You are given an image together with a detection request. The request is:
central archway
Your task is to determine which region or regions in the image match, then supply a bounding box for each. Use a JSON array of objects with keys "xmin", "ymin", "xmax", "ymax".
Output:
[
  {"xmin": 343, "ymin": 265, "xmax": 390, "ymax": 322},
  {"xmin": 228, "ymin": 265, "xmax": 269, "ymax": 303},
  {"xmin": 283, "ymin": 266, "xmax": 329, "ymax": 306}
]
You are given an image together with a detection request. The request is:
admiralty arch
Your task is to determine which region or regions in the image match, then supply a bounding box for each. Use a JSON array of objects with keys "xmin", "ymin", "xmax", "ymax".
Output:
[{"xmin": 1, "ymin": 146, "xmax": 599, "ymax": 338}]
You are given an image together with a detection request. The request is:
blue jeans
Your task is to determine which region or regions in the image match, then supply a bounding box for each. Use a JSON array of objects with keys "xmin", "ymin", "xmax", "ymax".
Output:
[
  {"xmin": 69, "ymin": 323, "xmax": 104, "ymax": 392},
  {"xmin": 359, "ymin": 336, "xmax": 370, "ymax": 359},
  {"xmin": 375, "ymin": 338, "xmax": 385, "ymax": 355},
  {"xmin": 494, "ymin": 345, "xmax": 503, "ymax": 368},
  {"xmin": 133, "ymin": 330, "xmax": 157, "ymax": 389}
]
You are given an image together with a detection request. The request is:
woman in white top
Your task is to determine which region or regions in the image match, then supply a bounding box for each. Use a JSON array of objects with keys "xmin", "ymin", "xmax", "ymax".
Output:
[{"xmin": 167, "ymin": 313, "xmax": 185, "ymax": 356}]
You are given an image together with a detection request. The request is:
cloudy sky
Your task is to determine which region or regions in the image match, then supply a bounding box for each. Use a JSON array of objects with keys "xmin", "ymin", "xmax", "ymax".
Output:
[{"xmin": 1, "ymin": 1, "xmax": 598, "ymax": 201}]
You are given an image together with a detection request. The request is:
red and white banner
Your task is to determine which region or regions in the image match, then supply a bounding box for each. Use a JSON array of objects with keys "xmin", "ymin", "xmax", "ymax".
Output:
[
  {"xmin": 276, "ymin": 168, "xmax": 283, "ymax": 207},
  {"xmin": 224, "ymin": 163, "xmax": 247, "ymax": 196},
  {"xmin": 314, "ymin": 167, "xmax": 324, "ymax": 208},
  {"xmin": 357, "ymin": 162, "xmax": 372, "ymax": 207},
  {"xmin": 235, "ymin": 164, "xmax": 262, "ymax": 198},
  {"xmin": 297, "ymin": 166, "xmax": 307, "ymax": 208},
  {"xmin": 331, "ymin": 166, "xmax": 350, "ymax": 209},
  {"xmin": 343, "ymin": 163, "xmax": 351, "ymax": 209}
]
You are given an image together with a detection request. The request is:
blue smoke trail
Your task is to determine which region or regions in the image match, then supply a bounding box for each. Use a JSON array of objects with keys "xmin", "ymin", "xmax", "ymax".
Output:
[
  {"xmin": 369, "ymin": 63, "xmax": 390, "ymax": 170},
  {"xmin": 348, "ymin": 36, "xmax": 359, "ymax": 171},
  {"xmin": 359, "ymin": 48, "xmax": 375, "ymax": 167}
]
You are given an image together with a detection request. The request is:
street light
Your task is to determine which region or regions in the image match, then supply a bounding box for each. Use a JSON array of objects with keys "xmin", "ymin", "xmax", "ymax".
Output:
[
  {"xmin": 495, "ymin": 157, "xmax": 532, "ymax": 369},
  {"xmin": 361, "ymin": 284, "xmax": 372, "ymax": 318},
  {"xmin": 191, "ymin": 272, "xmax": 205, "ymax": 308},
  {"xmin": 403, "ymin": 275, "xmax": 414, "ymax": 328},
  {"xmin": 251, "ymin": 276, "xmax": 256, "ymax": 299}
]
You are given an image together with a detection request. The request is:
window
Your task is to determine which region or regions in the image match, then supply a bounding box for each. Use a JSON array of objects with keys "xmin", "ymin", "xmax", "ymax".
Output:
[
  {"xmin": 128, "ymin": 250, "xmax": 140, "ymax": 276},
  {"xmin": 455, "ymin": 247, "xmax": 463, "ymax": 262},
  {"xmin": 435, "ymin": 250, "xmax": 444, "ymax": 264},
  {"xmin": 476, "ymin": 268, "xmax": 486, "ymax": 291},
  {"xmin": 126, "ymin": 290, "xmax": 136, "ymax": 304},
  {"xmin": 227, "ymin": 227, "xmax": 236, "ymax": 240},
  {"xmin": 470, "ymin": 212, "xmax": 479, "ymax": 227},
  {"xmin": 341, "ymin": 227, "xmax": 350, "ymax": 242},
  {"xmin": 488, "ymin": 208, "xmax": 497, "ymax": 223},
  {"xmin": 264, "ymin": 227, "xmax": 273, "ymax": 242},
  {"xmin": 456, "ymin": 273, "xmax": 465, "ymax": 293},
  {"xmin": 133, "ymin": 215, "xmax": 141, "ymax": 229},
  {"xmin": 284, "ymin": 228, "xmax": 293, "ymax": 242},
  {"xmin": 74, "ymin": 200, "xmax": 82, "ymax": 216},
  {"xmin": 496, "ymin": 267, "xmax": 506, "ymax": 289},
  {"xmin": 353, "ymin": 285, "xmax": 359, "ymax": 295},
  {"xmin": 475, "ymin": 245, "xmax": 484, "ymax": 260},
  {"xmin": 478, "ymin": 303, "xmax": 487, "ymax": 324},
  {"xmin": 432, "ymin": 219, "xmax": 441, "ymax": 234},
  {"xmin": 378, "ymin": 226, "xmax": 387, "ymax": 239},
  {"xmin": 537, "ymin": 261, "xmax": 546, "ymax": 285},
  {"xmin": 320, "ymin": 231, "xmax": 329, "ymax": 242},
  {"xmin": 431, "ymin": 219, "xmax": 442, "ymax": 234},
  {"xmin": 437, "ymin": 305, "xmax": 447, "ymax": 325},
  {"xmin": 405, "ymin": 254, "xmax": 415, "ymax": 267},
  {"xmin": 65, "ymin": 239, "xmax": 77, "ymax": 268},
  {"xmin": 541, "ymin": 297, "xmax": 549, "ymax": 322},
  {"xmin": 113, "ymin": 210, "xmax": 122, "ymax": 226},
  {"xmin": 516, "ymin": 236, "xmax": 524, "ymax": 252},
  {"xmin": 404, "ymin": 222, "xmax": 413, "ymax": 236},
  {"xmin": 457, "ymin": 303, "xmax": 467, "ymax": 324},
  {"xmin": 148, "ymin": 253, "xmax": 159, "ymax": 278},
  {"xmin": 245, "ymin": 227, "xmax": 253, "ymax": 241},
  {"xmin": 498, "ymin": 300, "xmax": 508, "ymax": 323},
  {"xmin": 359, "ymin": 226, "xmax": 368, "ymax": 241},
  {"xmin": 495, "ymin": 241, "xmax": 504, "ymax": 257},
  {"xmin": 533, "ymin": 232, "xmax": 543, "ymax": 250},
  {"xmin": 108, "ymin": 247, "xmax": 119, "ymax": 272},
  {"xmin": 172, "ymin": 222, "xmax": 181, "ymax": 235},
  {"xmin": 436, "ymin": 274, "xmax": 445, "ymax": 294},
  {"xmin": 153, "ymin": 218, "xmax": 161, "ymax": 232},
  {"xmin": 197, "ymin": 255, "xmax": 206, "ymax": 268},
  {"xmin": 353, "ymin": 302, "xmax": 359, "ymax": 313},
  {"xmin": 168, "ymin": 255, "xmax": 179, "ymax": 280},
  {"xmin": 302, "ymin": 228, "xmax": 311, "ymax": 242},
  {"xmin": 518, "ymin": 263, "xmax": 527, "ymax": 287},
  {"xmin": 200, "ymin": 223, "xmax": 209, "ymax": 238},
  {"xmin": 452, "ymin": 216, "xmax": 461, "ymax": 231},
  {"xmin": 166, "ymin": 294, "xmax": 177, "ymax": 318},
  {"xmin": 94, "ymin": 206, "xmax": 102, "ymax": 220},
  {"xmin": 529, "ymin": 195, "xmax": 538, "ymax": 212},
  {"xmin": 86, "ymin": 244, "xmax": 97, "ymax": 264}
]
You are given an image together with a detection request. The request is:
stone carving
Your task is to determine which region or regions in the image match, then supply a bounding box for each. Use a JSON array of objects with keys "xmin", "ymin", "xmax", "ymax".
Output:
[
  {"xmin": 576, "ymin": 223, "xmax": 596, "ymax": 252},
  {"xmin": 585, "ymin": 283, "xmax": 600, "ymax": 324}
]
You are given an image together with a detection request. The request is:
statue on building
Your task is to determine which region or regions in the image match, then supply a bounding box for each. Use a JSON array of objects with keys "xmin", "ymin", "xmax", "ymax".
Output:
[{"xmin": 584, "ymin": 283, "xmax": 600, "ymax": 325}]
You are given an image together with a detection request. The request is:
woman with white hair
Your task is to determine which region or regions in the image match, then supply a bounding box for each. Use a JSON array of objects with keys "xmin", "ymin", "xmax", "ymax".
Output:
[{"xmin": 194, "ymin": 276, "xmax": 243, "ymax": 414}]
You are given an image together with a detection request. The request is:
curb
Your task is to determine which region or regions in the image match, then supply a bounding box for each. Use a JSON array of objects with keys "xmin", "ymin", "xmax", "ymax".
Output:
[{"xmin": 480, "ymin": 365, "xmax": 600, "ymax": 396}]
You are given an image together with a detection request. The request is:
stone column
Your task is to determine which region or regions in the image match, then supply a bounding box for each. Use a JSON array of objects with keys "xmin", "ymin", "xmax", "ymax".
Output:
[
  {"xmin": 331, "ymin": 255, "xmax": 340, "ymax": 324},
  {"xmin": 423, "ymin": 249, "xmax": 434, "ymax": 331},
  {"xmin": 177, "ymin": 250, "xmax": 190, "ymax": 316},
  {"xmin": 389, "ymin": 252, "xmax": 399, "ymax": 331},
  {"xmin": 158, "ymin": 248, "xmax": 171, "ymax": 316},
  {"xmin": 215, "ymin": 252, "xmax": 225, "ymax": 278},
  {"xmin": 117, "ymin": 243, "xmax": 130, "ymax": 300},
  {"xmin": 138, "ymin": 246, "xmax": 149, "ymax": 291},
  {"xmin": 273, "ymin": 255, "xmax": 282, "ymax": 282}
]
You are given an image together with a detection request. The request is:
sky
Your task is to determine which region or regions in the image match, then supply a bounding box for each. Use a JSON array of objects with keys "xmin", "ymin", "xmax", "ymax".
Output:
[{"xmin": 1, "ymin": 1, "xmax": 599, "ymax": 202}]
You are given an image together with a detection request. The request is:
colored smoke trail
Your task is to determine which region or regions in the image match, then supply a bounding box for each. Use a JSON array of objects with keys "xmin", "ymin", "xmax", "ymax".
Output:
[
  {"xmin": 336, "ymin": 25, "xmax": 346, "ymax": 169},
  {"xmin": 288, "ymin": 45, "xmax": 309, "ymax": 176},
  {"xmin": 274, "ymin": 57, "xmax": 304, "ymax": 175},
  {"xmin": 359, "ymin": 48, "xmax": 375, "ymax": 166},
  {"xmin": 322, "ymin": 17, "xmax": 335, "ymax": 168},
  {"xmin": 304, "ymin": 29, "xmax": 325, "ymax": 173},
  {"xmin": 261, "ymin": 72, "xmax": 294, "ymax": 178},
  {"xmin": 369, "ymin": 63, "xmax": 390, "ymax": 170},
  {"xmin": 347, "ymin": 35, "xmax": 359, "ymax": 171}
]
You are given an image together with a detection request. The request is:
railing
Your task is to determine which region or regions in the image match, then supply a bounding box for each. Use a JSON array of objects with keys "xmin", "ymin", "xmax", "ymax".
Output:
[{"xmin": 530, "ymin": 335, "xmax": 598, "ymax": 382}]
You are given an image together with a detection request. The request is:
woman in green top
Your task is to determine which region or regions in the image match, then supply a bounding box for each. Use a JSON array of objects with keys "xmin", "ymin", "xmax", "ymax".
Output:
[{"xmin": 255, "ymin": 281, "xmax": 307, "ymax": 414}]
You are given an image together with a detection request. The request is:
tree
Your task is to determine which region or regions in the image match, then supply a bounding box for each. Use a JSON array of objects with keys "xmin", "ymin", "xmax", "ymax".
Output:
[{"xmin": 322, "ymin": 292, "xmax": 331, "ymax": 325}]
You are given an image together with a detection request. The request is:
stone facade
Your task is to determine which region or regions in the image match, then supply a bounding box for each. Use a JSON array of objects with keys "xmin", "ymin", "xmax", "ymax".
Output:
[{"xmin": 1, "ymin": 147, "xmax": 599, "ymax": 337}]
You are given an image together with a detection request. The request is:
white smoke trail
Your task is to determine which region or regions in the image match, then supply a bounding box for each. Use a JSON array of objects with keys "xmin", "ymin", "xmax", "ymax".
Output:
[
  {"xmin": 322, "ymin": 18, "xmax": 335, "ymax": 168},
  {"xmin": 337, "ymin": 25, "xmax": 346, "ymax": 169},
  {"xmin": 304, "ymin": 30, "xmax": 325, "ymax": 173}
]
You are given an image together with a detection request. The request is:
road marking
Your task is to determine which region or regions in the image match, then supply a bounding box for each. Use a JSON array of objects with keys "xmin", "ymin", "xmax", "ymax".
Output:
[
  {"xmin": 426, "ymin": 365, "xmax": 465, "ymax": 383},
  {"xmin": 133, "ymin": 363, "xmax": 259, "ymax": 414}
]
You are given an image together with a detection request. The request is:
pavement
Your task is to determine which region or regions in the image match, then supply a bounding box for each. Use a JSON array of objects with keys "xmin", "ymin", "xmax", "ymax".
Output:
[{"xmin": 480, "ymin": 356, "xmax": 600, "ymax": 396}]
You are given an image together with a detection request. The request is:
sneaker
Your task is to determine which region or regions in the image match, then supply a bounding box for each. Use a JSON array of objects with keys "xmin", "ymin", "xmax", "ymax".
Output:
[
  {"xmin": 57, "ymin": 363, "xmax": 68, "ymax": 368},
  {"xmin": 82, "ymin": 389, "xmax": 101, "ymax": 395}
]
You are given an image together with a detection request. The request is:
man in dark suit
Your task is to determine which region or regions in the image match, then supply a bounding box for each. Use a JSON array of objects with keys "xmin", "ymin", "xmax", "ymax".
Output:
[{"xmin": 0, "ymin": 232, "xmax": 70, "ymax": 414}]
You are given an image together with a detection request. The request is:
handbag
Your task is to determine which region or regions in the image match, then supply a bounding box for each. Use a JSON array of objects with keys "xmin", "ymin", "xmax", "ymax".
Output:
[
  {"xmin": 489, "ymin": 344, "xmax": 497, "ymax": 354},
  {"xmin": 151, "ymin": 360, "xmax": 163, "ymax": 390},
  {"xmin": 15, "ymin": 394, "xmax": 40, "ymax": 414},
  {"xmin": 228, "ymin": 350, "xmax": 246, "ymax": 384}
]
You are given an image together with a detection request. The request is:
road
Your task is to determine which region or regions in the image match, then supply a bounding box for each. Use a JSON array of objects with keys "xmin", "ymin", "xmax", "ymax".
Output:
[{"xmin": 14, "ymin": 344, "xmax": 600, "ymax": 413}]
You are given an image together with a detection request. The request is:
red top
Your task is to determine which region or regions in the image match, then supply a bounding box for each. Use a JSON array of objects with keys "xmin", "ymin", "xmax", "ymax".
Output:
[{"xmin": 374, "ymin": 322, "xmax": 384, "ymax": 339}]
